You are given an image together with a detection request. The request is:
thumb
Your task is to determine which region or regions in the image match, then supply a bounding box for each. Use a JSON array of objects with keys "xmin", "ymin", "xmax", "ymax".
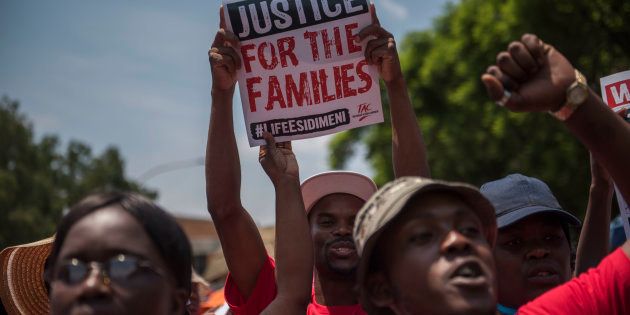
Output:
[
  {"xmin": 220, "ymin": 5, "xmax": 227, "ymax": 29},
  {"xmin": 263, "ymin": 132, "xmax": 276, "ymax": 148},
  {"xmin": 481, "ymin": 74, "xmax": 504, "ymax": 102},
  {"xmin": 260, "ymin": 132, "xmax": 277, "ymax": 161},
  {"xmin": 259, "ymin": 132, "xmax": 276, "ymax": 162},
  {"xmin": 370, "ymin": 2, "xmax": 380, "ymax": 25}
]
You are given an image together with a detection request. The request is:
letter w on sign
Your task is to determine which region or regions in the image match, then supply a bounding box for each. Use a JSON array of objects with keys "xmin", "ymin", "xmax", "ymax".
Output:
[
  {"xmin": 601, "ymin": 71, "xmax": 630, "ymax": 111},
  {"xmin": 599, "ymin": 70, "xmax": 630, "ymax": 241}
]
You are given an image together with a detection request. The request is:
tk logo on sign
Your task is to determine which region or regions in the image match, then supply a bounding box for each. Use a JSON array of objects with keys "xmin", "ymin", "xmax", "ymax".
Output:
[{"xmin": 354, "ymin": 103, "xmax": 376, "ymax": 121}]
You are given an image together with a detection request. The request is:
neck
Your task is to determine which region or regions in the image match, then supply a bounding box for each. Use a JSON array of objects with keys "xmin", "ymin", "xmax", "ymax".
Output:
[{"xmin": 313, "ymin": 269, "xmax": 358, "ymax": 306}]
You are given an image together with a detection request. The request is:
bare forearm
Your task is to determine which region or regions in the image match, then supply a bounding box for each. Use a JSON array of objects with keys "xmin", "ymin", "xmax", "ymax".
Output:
[
  {"xmin": 565, "ymin": 90, "xmax": 630, "ymax": 202},
  {"xmin": 206, "ymin": 87, "xmax": 268, "ymax": 298},
  {"xmin": 387, "ymin": 77, "xmax": 430, "ymax": 178},
  {"xmin": 206, "ymin": 87, "xmax": 243, "ymax": 212},
  {"xmin": 273, "ymin": 176, "xmax": 313, "ymax": 304},
  {"xmin": 575, "ymin": 184, "xmax": 614, "ymax": 274},
  {"xmin": 261, "ymin": 297, "xmax": 308, "ymax": 315}
]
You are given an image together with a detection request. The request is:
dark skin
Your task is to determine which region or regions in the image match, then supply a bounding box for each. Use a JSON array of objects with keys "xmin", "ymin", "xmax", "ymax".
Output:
[
  {"xmin": 575, "ymin": 154, "xmax": 614, "ymax": 274},
  {"xmin": 308, "ymin": 193, "xmax": 364, "ymax": 306},
  {"xmin": 206, "ymin": 6, "xmax": 266, "ymax": 299},
  {"xmin": 480, "ymin": 34, "xmax": 630, "ymax": 208},
  {"xmin": 49, "ymin": 207, "xmax": 187, "ymax": 315},
  {"xmin": 259, "ymin": 132, "xmax": 313, "ymax": 315},
  {"xmin": 482, "ymin": 32, "xmax": 630, "ymax": 308},
  {"xmin": 305, "ymin": 4, "xmax": 429, "ymax": 307},
  {"xmin": 367, "ymin": 192, "xmax": 497, "ymax": 315},
  {"xmin": 207, "ymin": 2, "xmax": 429, "ymax": 308},
  {"xmin": 493, "ymin": 214, "xmax": 571, "ymax": 308}
]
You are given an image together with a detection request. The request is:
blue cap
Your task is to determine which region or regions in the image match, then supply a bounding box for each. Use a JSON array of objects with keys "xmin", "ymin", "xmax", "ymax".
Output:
[{"xmin": 480, "ymin": 174, "xmax": 581, "ymax": 229}]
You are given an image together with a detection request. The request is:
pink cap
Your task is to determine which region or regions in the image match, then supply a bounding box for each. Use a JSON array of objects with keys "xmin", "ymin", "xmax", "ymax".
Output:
[{"xmin": 301, "ymin": 171, "xmax": 377, "ymax": 213}]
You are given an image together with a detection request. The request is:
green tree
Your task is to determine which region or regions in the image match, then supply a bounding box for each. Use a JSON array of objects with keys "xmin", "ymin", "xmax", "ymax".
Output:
[
  {"xmin": 330, "ymin": 0, "xmax": 630, "ymax": 218},
  {"xmin": 0, "ymin": 96, "xmax": 157, "ymax": 249}
]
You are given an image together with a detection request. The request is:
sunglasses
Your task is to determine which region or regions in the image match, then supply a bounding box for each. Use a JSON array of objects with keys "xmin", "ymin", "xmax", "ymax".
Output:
[{"xmin": 51, "ymin": 254, "xmax": 164, "ymax": 286}]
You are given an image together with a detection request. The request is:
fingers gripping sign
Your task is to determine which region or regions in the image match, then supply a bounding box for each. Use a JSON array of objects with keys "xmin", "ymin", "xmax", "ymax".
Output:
[
  {"xmin": 357, "ymin": 3, "xmax": 401, "ymax": 83},
  {"xmin": 259, "ymin": 132, "xmax": 299, "ymax": 185},
  {"xmin": 209, "ymin": 5, "xmax": 242, "ymax": 91},
  {"xmin": 481, "ymin": 34, "xmax": 576, "ymax": 112}
]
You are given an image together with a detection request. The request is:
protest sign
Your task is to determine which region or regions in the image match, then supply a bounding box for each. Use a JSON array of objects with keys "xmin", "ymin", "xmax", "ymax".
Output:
[
  {"xmin": 222, "ymin": 0, "xmax": 384, "ymax": 146},
  {"xmin": 600, "ymin": 70, "xmax": 630, "ymax": 240}
]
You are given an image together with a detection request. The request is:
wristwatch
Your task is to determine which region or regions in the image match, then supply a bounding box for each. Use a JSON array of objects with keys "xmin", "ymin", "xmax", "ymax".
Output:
[{"xmin": 550, "ymin": 69, "xmax": 589, "ymax": 121}]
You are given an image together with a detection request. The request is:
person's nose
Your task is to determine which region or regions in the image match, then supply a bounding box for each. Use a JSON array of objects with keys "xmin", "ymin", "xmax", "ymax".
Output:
[
  {"xmin": 79, "ymin": 263, "xmax": 112, "ymax": 298},
  {"xmin": 525, "ymin": 246, "xmax": 550, "ymax": 260},
  {"xmin": 333, "ymin": 222, "xmax": 353, "ymax": 237},
  {"xmin": 441, "ymin": 230, "xmax": 472, "ymax": 255}
]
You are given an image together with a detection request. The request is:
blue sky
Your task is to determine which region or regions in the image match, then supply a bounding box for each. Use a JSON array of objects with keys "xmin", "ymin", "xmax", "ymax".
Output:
[{"xmin": 0, "ymin": 0, "xmax": 452, "ymax": 225}]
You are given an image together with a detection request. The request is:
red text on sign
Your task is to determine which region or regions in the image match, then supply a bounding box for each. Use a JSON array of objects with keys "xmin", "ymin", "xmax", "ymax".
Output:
[
  {"xmin": 246, "ymin": 59, "xmax": 372, "ymax": 112},
  {"xmin": 605, "ymin": 79, "xmax": 630, "ymax": 109},
  {"xmin": 241, "ymin": 36, "xmax": 299, "ymax": 73}
]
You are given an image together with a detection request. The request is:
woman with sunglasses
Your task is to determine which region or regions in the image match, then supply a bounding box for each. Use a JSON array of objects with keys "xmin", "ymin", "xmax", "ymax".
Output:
[{"xmin": 45, "ymin": 192, "xmax": 192, "ymax": 315}]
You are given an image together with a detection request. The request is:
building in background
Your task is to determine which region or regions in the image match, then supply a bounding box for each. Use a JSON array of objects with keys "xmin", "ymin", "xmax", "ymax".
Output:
[{"xmin": 175, "ymin": 217, "xmax": 275, "ymax": 288}]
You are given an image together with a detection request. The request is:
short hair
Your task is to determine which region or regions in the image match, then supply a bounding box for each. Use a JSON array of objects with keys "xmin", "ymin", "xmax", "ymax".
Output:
[{"xmin": 46, "ymin": 191, "xmax": 192, "ymax": 294}]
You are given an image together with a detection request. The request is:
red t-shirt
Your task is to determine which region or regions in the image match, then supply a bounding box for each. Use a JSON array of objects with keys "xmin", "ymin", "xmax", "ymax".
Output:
[
  {"xmin": 224, "ymin": 255, "xmax": 366, "ymax": 315},
  {"xmin": 517, "ymin": 247, "xmax": 630, "ymax": 314},
  {"xmin": 307, "ymin": 288, "xmax": 366, "ymax": 315}
]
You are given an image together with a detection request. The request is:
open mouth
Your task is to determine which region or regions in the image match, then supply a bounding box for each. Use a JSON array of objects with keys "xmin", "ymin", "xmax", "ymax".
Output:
[
  {"xmin": 526, "ymin": 265, "xmax": 560, "ymax": 285},
  {"xmin": 453, "ymin": 261, "xmax": 483, "ymax": 278},
  {"xmin": 328, "ymin": 240, "xmax": 356, "ymax": 258},
  {"xmin": 449, "ymin": 261, "xmax": 488, "ymax": 287}
]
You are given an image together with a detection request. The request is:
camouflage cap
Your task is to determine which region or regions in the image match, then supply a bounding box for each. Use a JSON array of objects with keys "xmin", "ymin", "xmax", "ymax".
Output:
[{"xmin": 353, "ymin": 177, "xmax": 497, "ymax": 313}]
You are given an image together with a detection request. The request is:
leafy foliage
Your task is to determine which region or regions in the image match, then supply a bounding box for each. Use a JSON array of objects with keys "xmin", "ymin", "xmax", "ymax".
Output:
[
  {"xmin": 329, "ymin": 0, "xmax": 630, "ymax": 217},
  {"xmin": 0, "ymin": 96, "xmax": 156, "ymax": 248}
]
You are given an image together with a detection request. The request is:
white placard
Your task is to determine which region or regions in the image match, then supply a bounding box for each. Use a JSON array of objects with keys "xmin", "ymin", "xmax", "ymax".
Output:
[
  {"xmin": 600, "ymin": 70, "xmax": 630, "ymax": 240},
  {"xmin": 222, "ymin": 0, "xmax": 384, "ymax": 146}
]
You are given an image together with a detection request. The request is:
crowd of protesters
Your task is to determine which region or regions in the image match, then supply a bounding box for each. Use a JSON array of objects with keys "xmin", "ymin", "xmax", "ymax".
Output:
[{"xmin": 1, "ymin": 3, "xmax": 629, "ymax": 315}]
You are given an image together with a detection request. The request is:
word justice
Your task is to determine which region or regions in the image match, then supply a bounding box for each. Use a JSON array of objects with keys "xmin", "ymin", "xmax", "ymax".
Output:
[{"xmin": 233, "ymin": 0, "xmax": 365, "ymax": 38}]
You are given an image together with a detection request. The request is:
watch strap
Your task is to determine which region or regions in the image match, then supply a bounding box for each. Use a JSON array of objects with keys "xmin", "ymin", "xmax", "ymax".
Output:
[{"xmin": 550, "ymin": 69, "xmax": 587, "ymax": 121}]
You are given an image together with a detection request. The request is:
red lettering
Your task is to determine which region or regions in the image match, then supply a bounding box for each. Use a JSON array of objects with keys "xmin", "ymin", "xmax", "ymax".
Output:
[
  {"xmin": 258, "ymin": 42, "xmax": 279, "ymax": 70},
  {"xmin": 304, "ymin": 31, "xmax": 320, "ymax": 61},
  {"xmin": 266, "ymin": 76, "xmax": 285, "ymax": 110},
  {"xmin": 345, "ymin": 23, "xmax": 361, "ymax": 53},
  {"xmin": 321, "ymin": 28, "xmax": 343, "ymax": 59},
  {"xmin": 285, "ymin": 73, "xmax": 312, "ymax": 107},
  {"xmin": 341, "ymin": 63, "xmax": 357, "ymax": 97},
  {"xmin": 333, "ymin": 66, "xmax": 343, "ymax": 99},
  {"xmin": 241, "ymin": 44, "xmax": 257, "ymax": 73},
  {"xmin": 356, "ymin": 60, "xmax": 372, "ymax": 94},
  {"xmin": 358, "ymin": 103, "xmax": 371, "ymax": 114},
  {"xmin": 246, "ymin": 76, "xmax": 263, "ymax": 112},
  {"xmin": 278, "ymin": 37, "xmax": 299, "ymax": 68},
  {"xmin": 319, "ymin": 69, "xmax": 335, "ymax": 102},
  {"xmin": 310, "ymin": 70, "xmax": 321, "ymax": 104}
]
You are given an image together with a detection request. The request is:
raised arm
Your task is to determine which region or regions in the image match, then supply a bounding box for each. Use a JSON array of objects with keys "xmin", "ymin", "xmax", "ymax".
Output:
[
  {"xmin": 481, "ymin": 34, "xmax": 630, "ymax": 203},
  {"xmin": 575, "ymin": 153, "xmax": 614, "ymax": 274},
  {"xmin": 259, "ymin": 133, "xmax": 313, "ymax": 315},
  {"xmin": 358, "ymin": 4, "xmax": 430, "ymax": 178},
  {"xmin": 206, "ymin": 7, "xmax": 267, "ymax": 298}
]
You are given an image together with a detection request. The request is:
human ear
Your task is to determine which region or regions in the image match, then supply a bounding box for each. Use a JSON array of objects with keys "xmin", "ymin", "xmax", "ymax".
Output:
[{"xmin": 366, "ymin": 272, "xmax": 395, "ymax": 308}]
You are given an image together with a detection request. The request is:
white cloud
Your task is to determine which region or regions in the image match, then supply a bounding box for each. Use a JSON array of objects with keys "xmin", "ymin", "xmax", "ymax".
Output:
[{"xmin": 380, "ymin": 0, "xmax": 409, "ymax": 20}]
